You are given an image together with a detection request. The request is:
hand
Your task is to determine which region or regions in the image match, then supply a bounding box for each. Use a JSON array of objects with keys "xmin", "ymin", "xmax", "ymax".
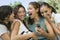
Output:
[
  {"xmin": 45, "ymin": 16, "xmax": 55, "ymax": 24},
  {"xmin": 35, "ymin": 27, "xmax": 45, "ymax": 36},
  {"xmin": 28, "ymin": 32, "xmax": 37, "ymax": 40}
]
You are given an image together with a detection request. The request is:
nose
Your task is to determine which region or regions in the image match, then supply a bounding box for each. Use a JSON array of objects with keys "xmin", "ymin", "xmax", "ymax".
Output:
[
  {"xmin": 22, "ymin": 12, "xmax": 25, "ymax": 15},
  {"xmin": 42, "ymin": 12, "xmax": 47, "ymax": 17},
  {"xmin": 41, "ymin": 13, "xmax": 44, "ymax": 16}
]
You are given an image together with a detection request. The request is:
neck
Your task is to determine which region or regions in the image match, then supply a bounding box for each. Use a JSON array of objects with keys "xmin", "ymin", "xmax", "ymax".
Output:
[
  {"xmin": 22, "ymin": 20, "xmax": 24, "ymax": 23},
  {"xmin": 34, "ymin": 14, "xmax": 40, "ymax": 23},
  {"xmin": 3, "ymin": 20, "xmax": 8, "ymax": 24}
]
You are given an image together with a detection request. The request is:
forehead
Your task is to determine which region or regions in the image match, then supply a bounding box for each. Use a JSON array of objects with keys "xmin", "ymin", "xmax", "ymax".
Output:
[
  {"xmin": 40, "ymin": 5, "xmax": 50, "ymax": 10},
  {"xmin": 28, "ymin": 4, "xmax": 34, "ymax": 8},
  {"xmin": 18, "ymin": 7, "xmax": 25, "ymax": 11}
]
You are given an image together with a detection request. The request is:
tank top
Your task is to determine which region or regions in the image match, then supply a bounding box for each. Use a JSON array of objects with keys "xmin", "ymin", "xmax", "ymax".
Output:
[
  {"xmin": 14, "ymin": 19, "xmax": 31, "ymax": 35},
  {"xmin": 28, "ymin": 17, "xmax": 49, "ymax": 40}
]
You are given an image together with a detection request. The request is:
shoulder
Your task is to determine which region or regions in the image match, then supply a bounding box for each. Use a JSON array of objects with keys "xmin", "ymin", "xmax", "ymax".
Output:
[
  {"xmin": 13, "ymin": 19, "xmax": 20, "ymax": 24},
  {"xmin": 0, "ymin": 24, "xmax": 8, "ymax": 36},
  {"xmin": 11, "ymin": 19, "xmax": 20, "ymax": 31},
  {"xmin": 0, "ymin": 24, "xmax": 8, "ymax": 30}
]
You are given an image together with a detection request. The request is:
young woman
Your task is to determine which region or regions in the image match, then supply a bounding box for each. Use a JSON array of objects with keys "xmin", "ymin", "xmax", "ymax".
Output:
[
  {"xmin": 0, "ymin": 5, "xmax": 14, "ymax": 40},
  {"xmin": 11, "ymin": 4, "xmax": 37, "ymax": 40},
  {"xmin": 39, "ymin": 2, "xmax": 60, "ymax": 40},
  {"xmin": 27, "ymin": 2, "xmax": 55, "ymax": 40}
]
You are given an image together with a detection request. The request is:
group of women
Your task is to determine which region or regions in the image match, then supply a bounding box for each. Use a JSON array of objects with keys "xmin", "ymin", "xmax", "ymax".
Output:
[{"xmin": 0, "ymin": 1, "xmax": 60, "ymax": 40}]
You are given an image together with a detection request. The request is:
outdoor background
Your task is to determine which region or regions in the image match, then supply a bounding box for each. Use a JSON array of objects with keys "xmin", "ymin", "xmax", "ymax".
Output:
[{"xmin": 0, "ymin": 0, "xmax": 60, "ymax": 13}]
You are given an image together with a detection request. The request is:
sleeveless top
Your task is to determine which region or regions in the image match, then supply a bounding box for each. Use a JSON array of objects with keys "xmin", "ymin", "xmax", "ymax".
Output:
[
  {"xmin": 28, "ymin": 17, "xmax": 49, "ymax": 40},
  {"xmin": 14, "ymin": 19, "xmax": 31, "ymax": 35}
]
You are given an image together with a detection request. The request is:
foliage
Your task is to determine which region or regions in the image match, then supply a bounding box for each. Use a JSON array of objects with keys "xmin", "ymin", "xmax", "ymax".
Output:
[
  {"xmin": 9, "ymin": 1, "xmax": 22, "ymax": 8},
  {"xmin": 47, "ymin": 0, "xmax": 60, "ymax": 13},
  {"xmin": 37, "ymin": 0, "xmax": 60, "ymax": 13}
]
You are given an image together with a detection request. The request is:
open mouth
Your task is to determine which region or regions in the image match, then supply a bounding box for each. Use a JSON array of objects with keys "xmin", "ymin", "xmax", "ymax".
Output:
[{"xmin": 29, "ymin": 13, "xmax": 32, "ymax": 16}]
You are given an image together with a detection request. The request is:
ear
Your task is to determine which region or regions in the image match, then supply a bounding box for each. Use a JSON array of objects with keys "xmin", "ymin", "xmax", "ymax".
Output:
[{"xmin": 36, "ymin": 8, "xmax": 39, "ymax": 13}]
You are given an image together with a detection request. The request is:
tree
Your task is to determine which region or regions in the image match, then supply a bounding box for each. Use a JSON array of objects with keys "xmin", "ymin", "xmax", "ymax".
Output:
[
  {"xmin": 9, "ymin": 1, "xmax": 22, "ymax": 8},
  {"xmin": 47, "ymin": 0, "xmax": 60, "ymax": 13},
  {"xmin": 37, "ymin": 0, "xmax": 60, "ymax": 13}
]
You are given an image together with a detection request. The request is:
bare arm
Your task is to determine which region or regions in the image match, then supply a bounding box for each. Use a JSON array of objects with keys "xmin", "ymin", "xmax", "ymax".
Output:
[
  {"xmin": 11, "ymin": 21, "xmax": 37, "ymax": 40},
  {"xmin": 35, "ymin": 19, "xmax": 55, "ymax": 40},
  {"xmin": 47, "ymin": 18, "xmax": 60, "ymax": 36},
  {"xmin": 1, "ymin": 33, "xmax": 10, "ymax": 40},
  {"xmin": 44, "ymin": 19, "xmax": 55, "ymax": 40}
]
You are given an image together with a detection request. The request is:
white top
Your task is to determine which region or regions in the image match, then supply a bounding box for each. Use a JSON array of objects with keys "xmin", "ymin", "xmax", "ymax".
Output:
[
  {"xmin": 0, "ymin": 24, "xmax": 9, "ymax": 40},
  {"xmin": 52, "ymin": 12, "xmax": 60, "ymax": 40},
  {"xmin": 52, "ymin": 13, "xmax": 60, "ymax": 25},
  {"xmin": 14, "ymin": 19, "xmax": 31, "ymax": 35}
]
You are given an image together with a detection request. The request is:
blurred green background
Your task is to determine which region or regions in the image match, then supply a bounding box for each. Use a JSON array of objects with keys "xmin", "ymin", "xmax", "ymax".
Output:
[{"xmin": 37, "ymin": 0, "xmax": 60, "ymax": 13}]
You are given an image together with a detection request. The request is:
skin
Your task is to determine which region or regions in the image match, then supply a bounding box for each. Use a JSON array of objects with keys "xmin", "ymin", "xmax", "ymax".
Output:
[
  {"xmin": 35, "ymin": 19, "xmax": 55, "ymax": 40},
  {"xmin": 40, "ymin": 5, "xmax": 52, "ymax": 19},
  {"xmin": 11, "ymin": 21, "xmax": 37, "ymax": 40},
  {"xmin": 8, "ymin": 13, "xmax": 15, "ymax": 22},
  {"xmin": 11, "ymin": 7, "xmax": 37, "ymax": 40},
  {"xmin": 40, "ymin": 5, "xmax": 60, "ymax": 36},
  {"xmin": 28, "ymin": 4, "xmax": 39, "ymax": 20},
  {"xmin": 17, "ymin": 7, "xmax": 26, "ymax": 21},
  {"xmin": 1, "ymin": 33, "xmax": 10, "ymax": 40},
  {"xmin": 28, "ymin": 4, "xmax": 55, "ymax": 40},
  {"xmin": 1, "ymin": 13, "xmax": 14, "ymax": 40}
]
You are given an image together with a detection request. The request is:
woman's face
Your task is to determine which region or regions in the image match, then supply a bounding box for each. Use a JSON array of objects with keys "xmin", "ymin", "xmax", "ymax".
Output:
[
  {"xmin": 40, "ymin": 5, "xmax": 52, "ymax": 18},
  {"xmin": 28, "ymin": 4, "xmax": 38, "ymax": 19},
  {"xmin": 17, "ymin": 7, "xmax": 25, "ymax": 21},
  {"xmin": 8, "ymin": 12, "xmax": 14, "ymax": 22}
]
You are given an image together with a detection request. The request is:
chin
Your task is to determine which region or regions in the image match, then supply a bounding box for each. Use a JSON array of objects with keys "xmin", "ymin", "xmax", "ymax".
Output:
[{"xmin": 21, "ymin": 19, "xmax": 24, "ymax": 21}]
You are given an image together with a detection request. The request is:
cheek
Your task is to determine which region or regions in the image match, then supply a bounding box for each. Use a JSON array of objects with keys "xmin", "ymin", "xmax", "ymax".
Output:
[
  {"xmin": 33, "ymin": 14, "xmax": 35, "ymax": 16},
  {"xmin": 23, "ymin": 13, "xmax": 26, "ymax": 16},
  {"xmin": 17, "ymin": 13, "xmax": 21, "ymax": 17},
  {"xmin": 9, "ymin": 16, "xmax": 14, "ymax": 21},
  {"xmin": 30, "ymin": 9, "xmax": 34, "ymax": 13},
  {"xmin": 8, "ymin": 17, "xmax": 12, "ymax": 21},
  {"xmin": 28, "ymin": 9, "xmax": 32, "ymax": 13},
  {"xmin": 42, "ymin": 13, "xmax": 47, "ymax": 17}
]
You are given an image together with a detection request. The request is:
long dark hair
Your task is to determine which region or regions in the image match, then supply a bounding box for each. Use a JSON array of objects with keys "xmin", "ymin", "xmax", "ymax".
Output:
[
  {"xmin": 0, "ymin": 5, "xmax": 13, "ymax": 31},
  {"xmin": 40, "ymin": 2, "xmax": 57, "ymax": 13},
  {"xmin": 14, "ymin": 4, "xmax": 27, "ymax": 25},
  {"xmin": 14, "ymin": 4, "xmax": 26, "ymax": 19},
  {"xmin": 28, "ymin": 2, "xmax": 42, "ymax": 25}
]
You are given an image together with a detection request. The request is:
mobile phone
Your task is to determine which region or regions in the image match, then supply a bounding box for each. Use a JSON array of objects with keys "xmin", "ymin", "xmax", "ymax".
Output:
[
  {"xmin": 37, "ymin": 24, "xmax": 40, "ymax": 28},
  {"xmin": 21, "ymin": 31, "xmax": 25, "ymax": 34},
  {"xmin": 36, "ymin": 22, "xmax": 41, "ymax": 28}
]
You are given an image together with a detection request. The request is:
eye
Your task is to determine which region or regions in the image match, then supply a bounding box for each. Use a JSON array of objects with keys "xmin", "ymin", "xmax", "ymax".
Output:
[
  {"xmin": 41, "ymin": 12, "xmax": 44, "ymax": 15},
  {"xmin": 18, "ymin": 11, "xmax": 21, "ymax": 13},
  {"xmin": 45, "ymin": 11, "xmax": 47, "ymax": 13}
]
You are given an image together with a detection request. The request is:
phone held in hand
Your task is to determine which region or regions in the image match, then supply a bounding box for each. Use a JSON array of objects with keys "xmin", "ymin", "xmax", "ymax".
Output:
[{"xmin": 35, "ymin": 22, "xmax": 41, "ymax": 28}]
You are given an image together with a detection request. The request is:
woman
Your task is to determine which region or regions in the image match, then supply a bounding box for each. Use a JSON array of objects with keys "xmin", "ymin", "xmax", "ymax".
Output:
[
  {"xmin": 0, "ymin": 5, "xmax": 14, "ymax": 40},
  {"xmin": 27, "ymin": 2, "xmax": 55, "ymax": 40},
  {"xmin": 39, "ymin": 2, "xmax": 60, "ymax": 40},
  {"xmin": 11, "ymin": 4, "xmax": 37, "ymax": 40}
]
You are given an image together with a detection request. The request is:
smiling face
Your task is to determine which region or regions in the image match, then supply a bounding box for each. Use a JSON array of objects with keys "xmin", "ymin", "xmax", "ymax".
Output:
[
  {"xmin": 40, "ymin": 5, "xmax": 52, "ymax": 18},
  {"xmin": 28, "ymin": 4, "xmax": 38, "ymax": 19},
  {"xmin": 17, "ymin": 7, "xmax": 26, "ymax": 21},
  {"xmin": 8, "ymin": 12, "xmax": 14, "ymax": 22}
]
